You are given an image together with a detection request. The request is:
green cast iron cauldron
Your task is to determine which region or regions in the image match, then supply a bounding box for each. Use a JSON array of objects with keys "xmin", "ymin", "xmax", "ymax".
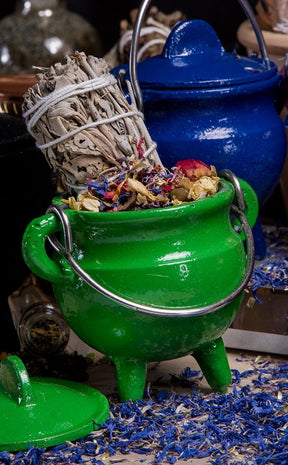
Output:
[{"xmin": 22, "ymin": 171, "xmax": 258, "ymax": 401}]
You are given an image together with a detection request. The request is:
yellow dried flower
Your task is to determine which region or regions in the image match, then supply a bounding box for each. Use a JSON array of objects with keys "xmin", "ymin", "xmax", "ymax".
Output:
[{"xmin": 188, "ymin": 176, "xmax": 219, "ymax": 200}]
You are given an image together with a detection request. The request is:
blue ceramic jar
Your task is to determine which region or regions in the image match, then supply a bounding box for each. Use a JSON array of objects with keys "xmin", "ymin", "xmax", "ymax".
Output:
[{"xmin": 113, "ymin": 19, "xmax": 287, "ymax": 206}]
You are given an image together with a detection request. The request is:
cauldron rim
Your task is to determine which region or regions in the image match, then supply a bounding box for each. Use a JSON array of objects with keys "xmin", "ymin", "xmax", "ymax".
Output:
[{"xmin": 53, "ymin": 178, "xmax": 234, "ymax": 220}]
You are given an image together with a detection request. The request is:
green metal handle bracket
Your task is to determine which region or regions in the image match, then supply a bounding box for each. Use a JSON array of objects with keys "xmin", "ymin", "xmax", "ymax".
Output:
[{"xmin": 22, "ymin": 212, "xmax": 74, "ymax": 284}]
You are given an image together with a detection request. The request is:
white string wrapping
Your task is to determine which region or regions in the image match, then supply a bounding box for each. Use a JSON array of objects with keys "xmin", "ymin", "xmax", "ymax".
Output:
[
  {"xmin": 118, "ymin": 25, "xmax": 170, "ymax": 61},
  {"xmin": 24, "ymin": 73, "xmax": 156, "ymax": 160},
  {"xmin": 36, "ymin": 110, "xmax": 143, "ymax": 150},
  {"xmin": 22, "ymin": 54, "xmax": 163, "ymax": 188},
  {"xmin": 23, "ymin": 74, "xmax": 118, "ymax": 131},
  {"xmin": 137, "ymin": 38, "xmax": 167, "ymax": 61},
  {"xmin": 38, "ymin": 113, "xmax": 158, "ymax": 163}
]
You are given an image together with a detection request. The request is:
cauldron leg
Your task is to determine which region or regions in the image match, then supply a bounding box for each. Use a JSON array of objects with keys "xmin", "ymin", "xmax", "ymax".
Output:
[
  {"xmin": 193, "ymin": 337, "xmax": 231, "ymax": 393},
  {"xmin": 113, "ymin": 356, "xmax": 147, "ymax": 402}
]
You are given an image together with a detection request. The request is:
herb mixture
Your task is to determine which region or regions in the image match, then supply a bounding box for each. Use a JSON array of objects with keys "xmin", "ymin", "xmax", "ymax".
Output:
[{"xmin": 61, "ymin": 158, "xmax": 219, "ymax": 212}]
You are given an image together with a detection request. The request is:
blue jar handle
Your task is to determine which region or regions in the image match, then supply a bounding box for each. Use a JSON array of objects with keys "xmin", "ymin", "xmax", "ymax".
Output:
[{"xmin": 129, "ymin": 0, "xmax": 270, "ymax": 111}]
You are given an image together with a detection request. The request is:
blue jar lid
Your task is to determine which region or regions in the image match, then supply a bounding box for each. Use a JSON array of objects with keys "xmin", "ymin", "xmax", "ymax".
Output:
[{"xmin": 134, "ymin": 20, "xmax": 278, "ymax": 89}]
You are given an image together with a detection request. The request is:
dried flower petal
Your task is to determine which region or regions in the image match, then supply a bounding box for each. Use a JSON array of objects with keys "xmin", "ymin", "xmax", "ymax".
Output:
[
  {"xmin": 171, "ymin": 187, "xmax": 189, "ymax": 202},
  {"xmin": 66, "ymin": 196, "xmax": 82, "ymax": 210},
  {"xmin": 5, "ymin": 353, "xmax": 286, "ymax": 465},
  {"xmin": 188, "ymin": 176, "xmax": 219, "ymax": 200},
  {"xmin": 81, "ymin": 197, "xmax": 101, "ymax": 212},
  {"xmin": 137, "ymin": 193, "xmax": 149, "ymax": 205},
  {"xmin": 176, "ymin": 159, "xmax": 217, "ymax": 181},
  {"xmin": 127, "ymin": 177, "xmax": 156, "ymax": 202},
  {"xmin": 62, "ymin": 158, "xmax": 220, "ymax": 212}
]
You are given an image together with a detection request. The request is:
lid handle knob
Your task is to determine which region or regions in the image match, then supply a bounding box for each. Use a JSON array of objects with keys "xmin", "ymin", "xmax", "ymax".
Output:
[
  {"xmin": 0, "ymin": 355, "xmax": 35, "ymax": 407},
  {"xmin": 163, "ymin": 20, "xmax": 224, "ymax": 59}
]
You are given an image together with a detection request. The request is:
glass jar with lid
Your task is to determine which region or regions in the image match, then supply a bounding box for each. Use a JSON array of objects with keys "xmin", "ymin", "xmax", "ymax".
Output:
[{"xmin": 0, "ymin": 0, "xmax": 103, "ymax": 74}]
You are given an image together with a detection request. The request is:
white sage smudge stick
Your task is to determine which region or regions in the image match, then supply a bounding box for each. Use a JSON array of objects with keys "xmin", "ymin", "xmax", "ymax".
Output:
[
  {"xmin": 117, "ymin": 7, "xmax": 186, "ymax": 64},
  {"xmin": 22, "ymin": 51, "xmax": 164, "ymax": 193}
]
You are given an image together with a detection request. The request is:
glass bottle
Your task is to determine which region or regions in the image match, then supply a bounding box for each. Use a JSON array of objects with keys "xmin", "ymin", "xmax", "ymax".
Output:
[
  {"xmin": 8, "ymin": 274, "xmax": 70, "ymax": 356},
  {"xmin": 0, "ymin": 0, "xmax": 103, "ymax": 74}
]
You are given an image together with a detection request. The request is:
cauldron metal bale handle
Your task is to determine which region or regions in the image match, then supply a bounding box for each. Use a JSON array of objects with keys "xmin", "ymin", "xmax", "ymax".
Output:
[
  {"xmin": 129, "ymin": 0, "xmax": 270, "ymax": 111},
  {"xmin": 46, "ymin": 172, "xmax": 255, "ymax": 318}
]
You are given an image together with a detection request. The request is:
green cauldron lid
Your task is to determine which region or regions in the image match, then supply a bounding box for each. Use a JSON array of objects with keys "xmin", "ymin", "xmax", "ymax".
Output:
[{"xmin": 0, "ymin": 355, "xmax": 109, "ymax": 452}]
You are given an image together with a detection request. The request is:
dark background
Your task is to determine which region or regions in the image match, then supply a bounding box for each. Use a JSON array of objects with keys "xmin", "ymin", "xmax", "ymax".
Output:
[{"xmin": 0, "ymin": 0, "xmax": 258, "ymax": 54}]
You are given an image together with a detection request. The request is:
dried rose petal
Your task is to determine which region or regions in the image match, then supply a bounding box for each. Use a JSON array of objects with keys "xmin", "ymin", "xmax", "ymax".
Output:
[
  {"xmin": 104, "ymin": 191, "xmax": 116, "ymax": 200},
  {"xmin": 175, "ymin": 159, "xmax": 216, "ymax": 181}
]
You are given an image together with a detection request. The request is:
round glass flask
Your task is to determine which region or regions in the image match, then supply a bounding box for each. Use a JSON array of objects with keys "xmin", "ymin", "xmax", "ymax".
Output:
[{"xmin": 0, "ymin": 0, "xmax": 103, "ymax": 74}]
